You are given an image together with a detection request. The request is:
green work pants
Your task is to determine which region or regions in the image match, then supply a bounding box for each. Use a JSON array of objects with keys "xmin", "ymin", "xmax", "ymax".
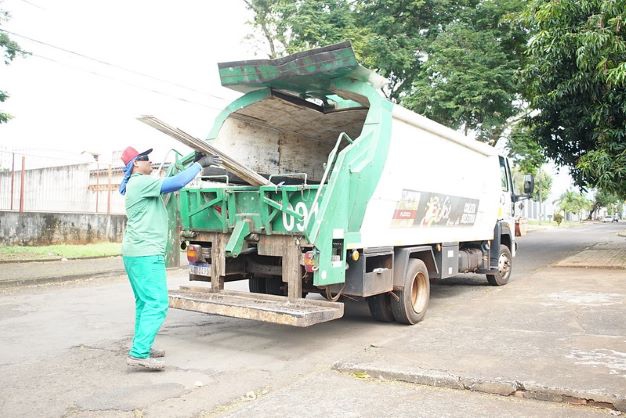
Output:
[{"xmin": 123, "ymin": 255, "xmax": 168, "ymax": 359}]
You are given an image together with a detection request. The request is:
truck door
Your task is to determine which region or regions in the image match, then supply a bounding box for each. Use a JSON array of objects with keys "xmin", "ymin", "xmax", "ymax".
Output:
[{"xmin": 498, "ymin": 156, "xmax": 514, "ymax": 222}]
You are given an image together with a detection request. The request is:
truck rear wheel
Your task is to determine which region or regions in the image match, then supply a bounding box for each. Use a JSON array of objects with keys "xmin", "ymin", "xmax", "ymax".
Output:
[
  {"xmin": 265, "ymin": 277, "xmax": 285, "ymax": 295},
  {"xmin": 486, "ymin": 245, "xmax": 512, "ymax": 286},
  {"xmin": 367, "ymin": 294, "xmax": 395, "ymax": 322},
  {"xmin": 391, "ymin": 259, "xmax": 430, "ymax": 325},
  {"xmin": 248, "ymin": 277, "xmax": 266, "ymax": 293}
]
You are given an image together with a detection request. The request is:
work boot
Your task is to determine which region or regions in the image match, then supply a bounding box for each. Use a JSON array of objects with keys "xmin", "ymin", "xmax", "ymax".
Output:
[
  {"xmin": 126, "ymin": 356, "xmax": 165, "ymax": 370},
  {"xmin": 126, "ymin": 344, "xmax": 165, "ymax": 358},
  {"xmin": 150, "ymin": 348, "xmax": 165, "ymax": 358}
]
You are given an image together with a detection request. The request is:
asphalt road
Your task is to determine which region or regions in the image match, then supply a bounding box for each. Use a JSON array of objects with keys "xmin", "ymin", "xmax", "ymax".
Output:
[
  {"xmin": 515, "ymin": 222, "xmax": 625, "ymax": 276},
  {"xmin": 0, "ymin": 223, "xmax": 623, "ymax": 417}
]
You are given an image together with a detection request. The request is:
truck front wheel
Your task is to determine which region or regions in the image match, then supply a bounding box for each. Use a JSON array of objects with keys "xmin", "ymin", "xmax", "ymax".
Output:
[
  {"xmin": 486, "ymin": 245, "xmax": 512, "ymax": 286},
  {"xmin": 391, "ymin": 259, "xmax": 430, "ymax": 325}
]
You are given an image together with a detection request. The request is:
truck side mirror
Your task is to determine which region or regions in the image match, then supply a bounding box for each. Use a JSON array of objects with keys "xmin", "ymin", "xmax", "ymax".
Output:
[{"xmin": 523, "ymin": 174, "xmax": 534, "ymax": 195}]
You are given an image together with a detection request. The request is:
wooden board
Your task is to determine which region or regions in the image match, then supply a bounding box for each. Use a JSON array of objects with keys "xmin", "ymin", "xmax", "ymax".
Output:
[{"xmin": 137, "ymin": 115, "xmax": 272, "ymax": 186}]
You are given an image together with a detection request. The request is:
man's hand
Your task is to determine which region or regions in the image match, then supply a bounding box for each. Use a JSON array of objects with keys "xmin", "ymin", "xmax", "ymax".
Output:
[{"xmin": 196, "ymin": 153, "xmax": 222, "ymax": 167}]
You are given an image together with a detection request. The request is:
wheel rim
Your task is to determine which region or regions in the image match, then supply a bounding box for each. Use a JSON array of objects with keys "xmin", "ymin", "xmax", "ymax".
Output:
[
  {"xmin": 498, "ymin": 252, "xmax": 511, "ymax": 279},
  {"xmin": 411, "ymin": 272, "xmax": 428, "ymax": 313}
]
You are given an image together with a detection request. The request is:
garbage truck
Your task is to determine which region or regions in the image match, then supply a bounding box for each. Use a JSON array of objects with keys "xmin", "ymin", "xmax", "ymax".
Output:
[{"xmin": 156, "ymin": 42, "xmax": 533, "ymax": 327}]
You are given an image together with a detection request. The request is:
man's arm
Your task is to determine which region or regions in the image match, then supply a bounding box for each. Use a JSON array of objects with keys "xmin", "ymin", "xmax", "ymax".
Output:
[
  {"xmin": 160, "ymin": 163, "xmax": 202, "ymax": 194},
  {"xmin": 160, "ymin": 155, "xmax": 221, "ymax": 194}
]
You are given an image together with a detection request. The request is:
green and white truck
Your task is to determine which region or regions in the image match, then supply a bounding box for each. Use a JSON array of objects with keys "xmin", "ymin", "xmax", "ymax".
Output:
[{"xmin": 163, "ymin": 42, "xmax": 533, "ymax": 327}]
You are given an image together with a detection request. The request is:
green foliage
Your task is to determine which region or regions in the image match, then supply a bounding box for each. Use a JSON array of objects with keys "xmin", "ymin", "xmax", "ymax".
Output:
[
  {"xmin": 244, "ymin": 0, "xmax": 363, "ymax": 59},
  {"xmin": 521, "ymin": 0, "xmax": 626, "ymax": 198},
  {"xmin": 553, "ymin": 212, "xmax": 563, "ymax": 225},
  {"xmin": 245, "ymin": 0, "xmax": 529, "ymax": 144},
  {"xmin": 578, "ymin": 149, "xmax": 626, "ymax": 198},
  {"xmin": 556, "ymin": 190, "xmax": 593, "ymax": 220},
  {"xmin": 508, "ymin": 124, "xmax": 547, "ymax": 175},
  {"xmin": 512, "ymin": 166, "xmax": 552, "ymax": 202},
  {"xmin": 591, "ymin": 187, "xmax": 623, "ymax": 217},
  {"xmin": 0, "ymin": 242, "xmax": 122, "ymax": 261},
  {"xmin": 533, "ymin": 169, "xmax": 553, "ymax": 203},
  {"xmin": 1, "ymin": 8, "xmax": 23, "ymax": 124},
  {"xmin": 406, "ymin": 0, "xmax": 528, "ymax": 143}
]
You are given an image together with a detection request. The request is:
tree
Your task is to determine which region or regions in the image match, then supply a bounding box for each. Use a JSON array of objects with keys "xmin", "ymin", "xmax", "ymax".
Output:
[
  {"xmin": 1, "ymin": 7, "xmax": 23, "ymax": 124},
  {"xmin": 406, "ymin": 0, "xmax": 528, "ymax": 143},
  {"xmin": 245, "ymin": 0, "xmax": 529, "ymax": 145},
  {"xmin": 533, "ymin": 169, "xmax": 553, "ymax": 204},
  {"xmin": 512, "ymin": 166, "xmax": 552, "ymax": 203},
  {"xmin": 507, "ymin": 124, "xmax": 547, "ymax": 175},
  {"xmin": 520, "ymin": 0, "xmax": 626, "ymax": 199},
  {"xmin": 589, "ymin": 188, "xmax": 623, "ymax": 219},
  {"xmin": 243, "ymin": 0, "xmax": 362, "ymax": 60},
  {"xmin": 556, "ymin": 190, "xmax": 593, "ymax": 221},
  {"xmin": 553, "ymin": 212, "xmax": 564, "ymax": 226}
]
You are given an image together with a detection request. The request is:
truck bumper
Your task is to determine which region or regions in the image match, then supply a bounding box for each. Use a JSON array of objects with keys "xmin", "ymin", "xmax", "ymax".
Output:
[{"xmin": 169, "ymin": 286, "xmax": 344, "ymax": 327}]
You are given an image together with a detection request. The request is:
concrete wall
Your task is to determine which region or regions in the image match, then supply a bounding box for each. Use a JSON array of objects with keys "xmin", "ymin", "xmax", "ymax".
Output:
[
  {"xmin": 0, "ymin": 211, "xmax": 126, "ymax": 246},
  {"xmin": 0, "ymin": 164, "xmax": 92, "ymax": 212},
  {"xmin": 0, "ymin": 163, "xmax": 170, "ymax": 215}
]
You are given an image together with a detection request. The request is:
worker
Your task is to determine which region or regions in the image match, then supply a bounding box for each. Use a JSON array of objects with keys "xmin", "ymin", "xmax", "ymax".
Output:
[{"xmin": 119, "ymin": 146, "xmax": 219, "ymax": 370}]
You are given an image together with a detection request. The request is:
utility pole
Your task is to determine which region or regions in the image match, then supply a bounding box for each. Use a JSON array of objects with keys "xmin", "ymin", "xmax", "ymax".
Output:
[
  {"xmin": 94, "ymin": 154, "xmax": 100, "ymax": 213},
  {"xmin": 10, "ymin": 152, "xmax": 14, "ymax": 211},
  {"xmin": 107, "ymin": 164, "xmax": 112, "ymax": 215},
  {"xmin": 19, "ymin": 155, "xmax": 25, "ymax": 213},
  {"xmin": 82, "ymin": 151, "xmax": 101, "ymax": 213},
  {"xmin": 538, "ymin": 188, "xmax": 542, "ymax": 223}
]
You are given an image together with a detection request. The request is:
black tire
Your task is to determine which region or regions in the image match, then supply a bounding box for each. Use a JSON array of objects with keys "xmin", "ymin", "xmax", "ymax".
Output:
[
  {"xmin": 248, "ymin": 277, "xmax": 266, "ymax": 293},
  {"xmin": 265, "ymin": 277, "xmax": 285, "ymax": 295},
  {"xmin": 367, "ymin": 293, "xmax": 395, "ymax": 322},
  {"xmin": 486, "ymin": 244, "xmax": 512, "ymax": 286},
  {"xmin": 391, "ymin": 259, "xmax": 430, "ymax": 325}
]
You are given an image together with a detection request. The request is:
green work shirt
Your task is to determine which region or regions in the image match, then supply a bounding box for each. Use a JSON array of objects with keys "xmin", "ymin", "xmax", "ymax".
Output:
[{"xmin": 122, "ymin": 173, "xmax": 168, "ymax": 257}]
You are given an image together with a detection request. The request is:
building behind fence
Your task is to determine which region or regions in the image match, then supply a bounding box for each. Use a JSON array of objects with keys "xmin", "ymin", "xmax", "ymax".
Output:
[
  {"xmin": 0, "ymin": 150, "xmax": 175, "ymax": 245},
  {"xmin": 0, "ymin": 151, "xmax": 170, "ymax": 215}
]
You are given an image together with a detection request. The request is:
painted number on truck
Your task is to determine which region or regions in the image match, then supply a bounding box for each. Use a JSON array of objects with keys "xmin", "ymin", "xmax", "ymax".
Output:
[{"xmin": 282, "ymin": 202, "xmax": 318, "ymax": 232}]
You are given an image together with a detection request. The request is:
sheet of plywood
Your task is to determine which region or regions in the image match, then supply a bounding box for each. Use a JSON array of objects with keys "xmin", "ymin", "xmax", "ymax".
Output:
[{"xmin": 138, "ymin": 115, "xmax": 271, "ymax": 186}]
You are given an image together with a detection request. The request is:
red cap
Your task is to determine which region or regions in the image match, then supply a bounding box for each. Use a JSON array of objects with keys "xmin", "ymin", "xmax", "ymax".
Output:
[{"xmin": 121, "ymin": 146, "xmax": 152, "ymax": 165}]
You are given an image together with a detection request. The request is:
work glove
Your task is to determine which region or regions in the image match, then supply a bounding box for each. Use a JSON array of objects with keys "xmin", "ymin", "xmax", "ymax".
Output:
[{"xmin": 195, "ymin": 153, "xmax": 221, "ymax": 167}]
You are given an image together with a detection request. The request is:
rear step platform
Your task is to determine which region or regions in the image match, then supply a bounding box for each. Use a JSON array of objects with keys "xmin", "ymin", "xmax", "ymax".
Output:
[{"xmin": 169, "ymin": 286, "xmax": 344, "ymax": 327}]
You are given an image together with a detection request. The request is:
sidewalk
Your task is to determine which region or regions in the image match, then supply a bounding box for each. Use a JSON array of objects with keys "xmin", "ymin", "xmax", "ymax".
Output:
[
  {"xmin": 334, "ymin": 237, "xmax": 626, "ymax": 413},
  {"xmin": 0, "ymin": 257, "xmax": 126, "ymax": 288},
  {"xmin": 0, "ymin": 255, "xmax": 189, "ymax": 288}
]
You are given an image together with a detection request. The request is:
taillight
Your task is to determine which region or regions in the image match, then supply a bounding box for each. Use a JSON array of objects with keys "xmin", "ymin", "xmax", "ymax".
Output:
[
  {"xmin": 304, "ymin": 251, "xmax": 317, "ymax": 273},
  {"xmin": 186, "ymin": 244, "xmax": 202, "ymax": 263}
]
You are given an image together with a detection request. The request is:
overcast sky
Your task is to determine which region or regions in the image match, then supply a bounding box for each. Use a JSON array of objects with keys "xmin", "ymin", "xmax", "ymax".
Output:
[{"xmin": 0, "ymin": 0, "xmax": 256, "ymax": 167}]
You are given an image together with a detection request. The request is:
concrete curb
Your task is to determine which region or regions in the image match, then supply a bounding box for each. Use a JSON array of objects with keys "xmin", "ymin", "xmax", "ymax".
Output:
[
  {"xmin": 333, "ymin": 361, "xmax": 626, "ymax": 412},
  {"xmin": 0, "ymin": 255, "xmax": 121, "ymax": 264},
  {"xmin": 0, "ymin": 270, "xmax": 128, "ymax": 288}
]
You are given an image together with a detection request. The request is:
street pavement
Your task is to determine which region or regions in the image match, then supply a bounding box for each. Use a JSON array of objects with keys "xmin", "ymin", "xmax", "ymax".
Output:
[{"xmin": 0, "ymin": 223, "xmax": 625, "ymax": 416}]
